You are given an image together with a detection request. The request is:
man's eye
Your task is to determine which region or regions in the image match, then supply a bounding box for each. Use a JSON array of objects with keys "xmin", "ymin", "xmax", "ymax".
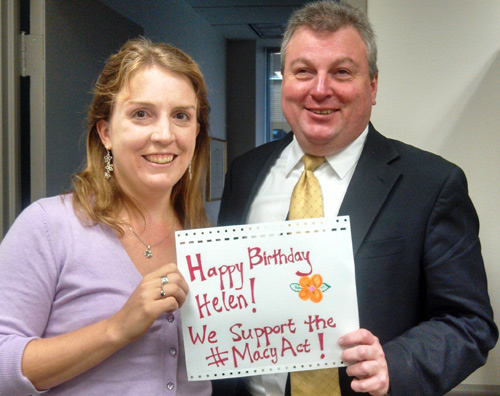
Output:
[{"xmin": 294, "ymin": 68, "xmax": 313, "ymax": 79}]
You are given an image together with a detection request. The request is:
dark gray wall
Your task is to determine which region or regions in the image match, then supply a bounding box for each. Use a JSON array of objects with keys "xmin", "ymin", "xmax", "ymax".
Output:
[
  {"xmin": 45, "ymin": 0, "xmax": 143, "ymax": 196},
  {"xmin": 99, "ymin": 0, "xmax": 227, "ymax": 143},
  {"xmin": 226, "ymin": 40, "xmax": 257, "ymax": 165}
]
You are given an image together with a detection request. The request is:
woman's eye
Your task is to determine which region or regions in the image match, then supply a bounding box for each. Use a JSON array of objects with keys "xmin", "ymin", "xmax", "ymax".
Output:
[
  {"xmin": 133, "ymin": 110, "xmax": 148, "ymax": 119},
  {"xmin": 175, "ymin": 112, "xmax": 189, "ymax": 121}
]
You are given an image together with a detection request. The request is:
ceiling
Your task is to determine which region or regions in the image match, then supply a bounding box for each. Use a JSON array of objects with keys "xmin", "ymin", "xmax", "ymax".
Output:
[{"xmin": 184, "ymin": 0, "xmax": 310, "ymax": 40}]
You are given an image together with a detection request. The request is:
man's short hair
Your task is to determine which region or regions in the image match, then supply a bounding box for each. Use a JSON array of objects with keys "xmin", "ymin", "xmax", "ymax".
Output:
[{"xmin": 281, "ymin": 1, "xmax": 378, "ymax": 80}]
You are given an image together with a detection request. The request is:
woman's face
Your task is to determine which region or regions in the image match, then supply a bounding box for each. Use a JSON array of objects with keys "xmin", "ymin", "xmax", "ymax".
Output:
[{"xmin": 98, "ymin": 65, "xmax": 199, "ymax": 202}]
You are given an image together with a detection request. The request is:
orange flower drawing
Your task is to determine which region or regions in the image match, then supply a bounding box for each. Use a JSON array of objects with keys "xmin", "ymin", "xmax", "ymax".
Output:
[
  {"xmin": 290, "ymin": 274, "xmax": 331, "ymax": 303},
  {"xmin": 298, "ymin": 274, "xmax": 324, "ymax": 303}
]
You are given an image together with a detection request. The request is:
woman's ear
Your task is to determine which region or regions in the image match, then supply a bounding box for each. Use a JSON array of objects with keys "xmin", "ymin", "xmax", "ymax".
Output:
[{"xmin": 96, "ymin": 120, "xmax": 112, "ymax": 150}]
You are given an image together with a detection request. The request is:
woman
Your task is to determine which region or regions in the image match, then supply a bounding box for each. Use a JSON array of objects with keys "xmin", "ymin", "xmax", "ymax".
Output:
[{"xmin": 0, "ymin": 37, "xmax": 212, "ymax": 395}]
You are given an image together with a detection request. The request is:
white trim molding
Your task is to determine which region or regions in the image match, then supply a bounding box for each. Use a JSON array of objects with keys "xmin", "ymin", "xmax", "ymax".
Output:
[
  {"xmin": 1, "ymin": 0, "xmax": 21, "ymax": 239},
  {"xmin": 24, "ymin": 0, "xmax": 46, "ymax": 202},
  {"xmin": 447, "ymin": 384, "xmax": 500, "ymax": 396}
]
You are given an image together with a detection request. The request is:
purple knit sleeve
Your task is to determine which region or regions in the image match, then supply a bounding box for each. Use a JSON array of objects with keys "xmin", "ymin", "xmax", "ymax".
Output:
[{"xmin": 0, "ymin": 199, "xmax": 60, "ymax": 395}]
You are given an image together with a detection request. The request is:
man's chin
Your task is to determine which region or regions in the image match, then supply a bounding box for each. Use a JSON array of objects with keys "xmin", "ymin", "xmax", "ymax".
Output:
[{"xmin": 295, "ymin": 130, "xmax": 343, "ymax": 156}]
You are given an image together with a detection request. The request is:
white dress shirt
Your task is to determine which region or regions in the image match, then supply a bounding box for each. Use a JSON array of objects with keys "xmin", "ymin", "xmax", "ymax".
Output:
[{"xmin": 245, "ymin": 126, "xmax": 369, "ymax": 395}]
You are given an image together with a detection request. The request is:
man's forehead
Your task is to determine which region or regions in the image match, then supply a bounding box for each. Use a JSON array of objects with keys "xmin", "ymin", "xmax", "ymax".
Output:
[{"xmin": 284, "ymin": 27, "xmax": 369, "ymax": 67}]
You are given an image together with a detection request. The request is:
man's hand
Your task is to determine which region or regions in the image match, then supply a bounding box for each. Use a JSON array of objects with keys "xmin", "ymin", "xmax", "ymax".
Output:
[{"xmin": 339, "ymin": 329, "xmax": 390, "ymax": 396}]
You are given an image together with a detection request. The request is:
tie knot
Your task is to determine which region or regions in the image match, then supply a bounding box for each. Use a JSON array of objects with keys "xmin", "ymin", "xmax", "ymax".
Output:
[{"xmin": 302, "ymin": 154, "xmax": 325, "ymax": 172}]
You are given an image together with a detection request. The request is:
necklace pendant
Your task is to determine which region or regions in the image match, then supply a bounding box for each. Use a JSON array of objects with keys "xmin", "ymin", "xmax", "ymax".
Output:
[{"xmin": 145, "ymin": 246, "xmax": 153, "ymax": 259}]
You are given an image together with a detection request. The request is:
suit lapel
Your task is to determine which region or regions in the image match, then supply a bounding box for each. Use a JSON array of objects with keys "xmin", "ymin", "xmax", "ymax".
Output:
[
  {"xmin": 238, "ymin": 127, "xmax": 400, "ymax": 255},
  {"xmin": 338, "ymin": 125, "xmax": 401, "ymax": 255},
  {"xmin": 240, "ymin": 133, "xmax": 294, "ymax": 221}
]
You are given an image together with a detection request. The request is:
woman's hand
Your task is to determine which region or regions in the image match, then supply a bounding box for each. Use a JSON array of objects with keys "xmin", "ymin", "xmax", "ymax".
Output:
[
  {"xmin": 22, "ymin": 263, "xmax": 189, "ymax": 391},
  {"xmin": 108, "ymin": 263, "xmax": 189, "ymax": 345}
]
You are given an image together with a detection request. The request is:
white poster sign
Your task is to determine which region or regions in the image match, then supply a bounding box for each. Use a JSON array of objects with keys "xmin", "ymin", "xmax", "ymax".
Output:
[{"xmin": 176, "ymin": 217, "xmax": 359, "ymax": 381}]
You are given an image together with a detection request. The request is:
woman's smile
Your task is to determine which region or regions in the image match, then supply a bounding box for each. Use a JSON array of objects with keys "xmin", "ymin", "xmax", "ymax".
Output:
[{"xmin": 144, "ymin": 154, "xmax": 175, "ymax": 164}]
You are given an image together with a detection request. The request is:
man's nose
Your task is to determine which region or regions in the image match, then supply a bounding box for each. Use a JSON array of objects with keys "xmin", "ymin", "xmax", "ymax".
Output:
[{"xmin": 310, "ymin": 74, "xmax": 332, "ymax": 100}]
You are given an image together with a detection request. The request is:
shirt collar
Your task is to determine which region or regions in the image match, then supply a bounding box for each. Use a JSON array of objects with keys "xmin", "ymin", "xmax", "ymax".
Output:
[{"xmin": 285, "ymin": 125, "xmax": 369, "ymax": 179}]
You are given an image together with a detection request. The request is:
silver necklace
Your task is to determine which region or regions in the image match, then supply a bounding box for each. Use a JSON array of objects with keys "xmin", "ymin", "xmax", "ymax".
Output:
[{"xmin": 128, "ymin": 219, "xmax": 175, "ymax": 259}]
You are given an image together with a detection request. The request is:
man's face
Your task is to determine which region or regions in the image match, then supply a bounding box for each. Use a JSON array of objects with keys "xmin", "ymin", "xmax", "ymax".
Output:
[{"xmin": 281, "ymin": 26, "xmax": 378, "ymax": 156}]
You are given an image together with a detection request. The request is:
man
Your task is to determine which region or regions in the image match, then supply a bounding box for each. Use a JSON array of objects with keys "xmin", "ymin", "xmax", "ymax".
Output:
[{"xmin": 217, "ymin": 1, "xmax": 498, "ymax": 396}]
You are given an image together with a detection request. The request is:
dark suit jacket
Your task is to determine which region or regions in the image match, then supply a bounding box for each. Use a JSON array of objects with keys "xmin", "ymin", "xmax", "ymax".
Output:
[{"xmin": 215, "ymin": 124, "xmax": 498, "ymax": 396}]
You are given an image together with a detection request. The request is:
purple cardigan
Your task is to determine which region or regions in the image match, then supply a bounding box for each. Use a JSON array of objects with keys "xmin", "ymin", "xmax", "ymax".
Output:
[{"xmin": 0, "ymin": 195, "xmax": 211, "ymax": 395}]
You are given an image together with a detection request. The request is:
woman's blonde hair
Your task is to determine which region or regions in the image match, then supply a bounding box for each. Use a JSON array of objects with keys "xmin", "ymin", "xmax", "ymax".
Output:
[{"xmin": 72, "ymin": 37, "xmax": 210, "ymax": 233}]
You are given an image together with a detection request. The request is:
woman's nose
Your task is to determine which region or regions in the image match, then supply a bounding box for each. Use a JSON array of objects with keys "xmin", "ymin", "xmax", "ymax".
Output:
[{"xmin": 151, "ymin": 119, "xmax": 174, "ymax": 143}]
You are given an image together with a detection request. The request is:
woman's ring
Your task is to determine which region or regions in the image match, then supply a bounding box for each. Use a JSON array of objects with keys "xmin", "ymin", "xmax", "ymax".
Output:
[
  {"xmin": 161, "ymin": 275, "xmax": 169, "ymax": 286},
  {"xmin": 160, "ymin": 287, "xmax": 166, "ymax": 299}
]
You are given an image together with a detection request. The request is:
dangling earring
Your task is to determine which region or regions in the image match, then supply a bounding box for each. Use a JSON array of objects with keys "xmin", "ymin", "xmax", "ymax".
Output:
[
  {"xmin": 104, "ymin": 150, "xmax": 114, "ymax": 180},
  {"xmin": 188, "ymin": 162, "xmax": 192, "ymax": 181}
]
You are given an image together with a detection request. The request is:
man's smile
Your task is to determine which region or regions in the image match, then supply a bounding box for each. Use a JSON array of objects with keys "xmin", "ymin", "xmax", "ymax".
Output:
[{"xmin": 309, "ymin": 109, "xmax": 335, "ymax": 115}]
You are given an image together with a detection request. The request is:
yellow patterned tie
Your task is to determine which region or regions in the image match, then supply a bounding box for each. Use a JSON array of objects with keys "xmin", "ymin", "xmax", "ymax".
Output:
[
  {"xmin": 289, "ymin": 154, "xmax": 341, "ymax": 396},
  {"xmin": 289, "ymin": 155, "xmax": 326, "ymax": 220}
]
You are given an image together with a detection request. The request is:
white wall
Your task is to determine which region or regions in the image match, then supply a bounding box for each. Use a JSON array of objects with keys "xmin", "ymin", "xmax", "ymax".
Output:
[{"xmin": 369, "ymin": 0, "xmax": 500, "ymax": 386}]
